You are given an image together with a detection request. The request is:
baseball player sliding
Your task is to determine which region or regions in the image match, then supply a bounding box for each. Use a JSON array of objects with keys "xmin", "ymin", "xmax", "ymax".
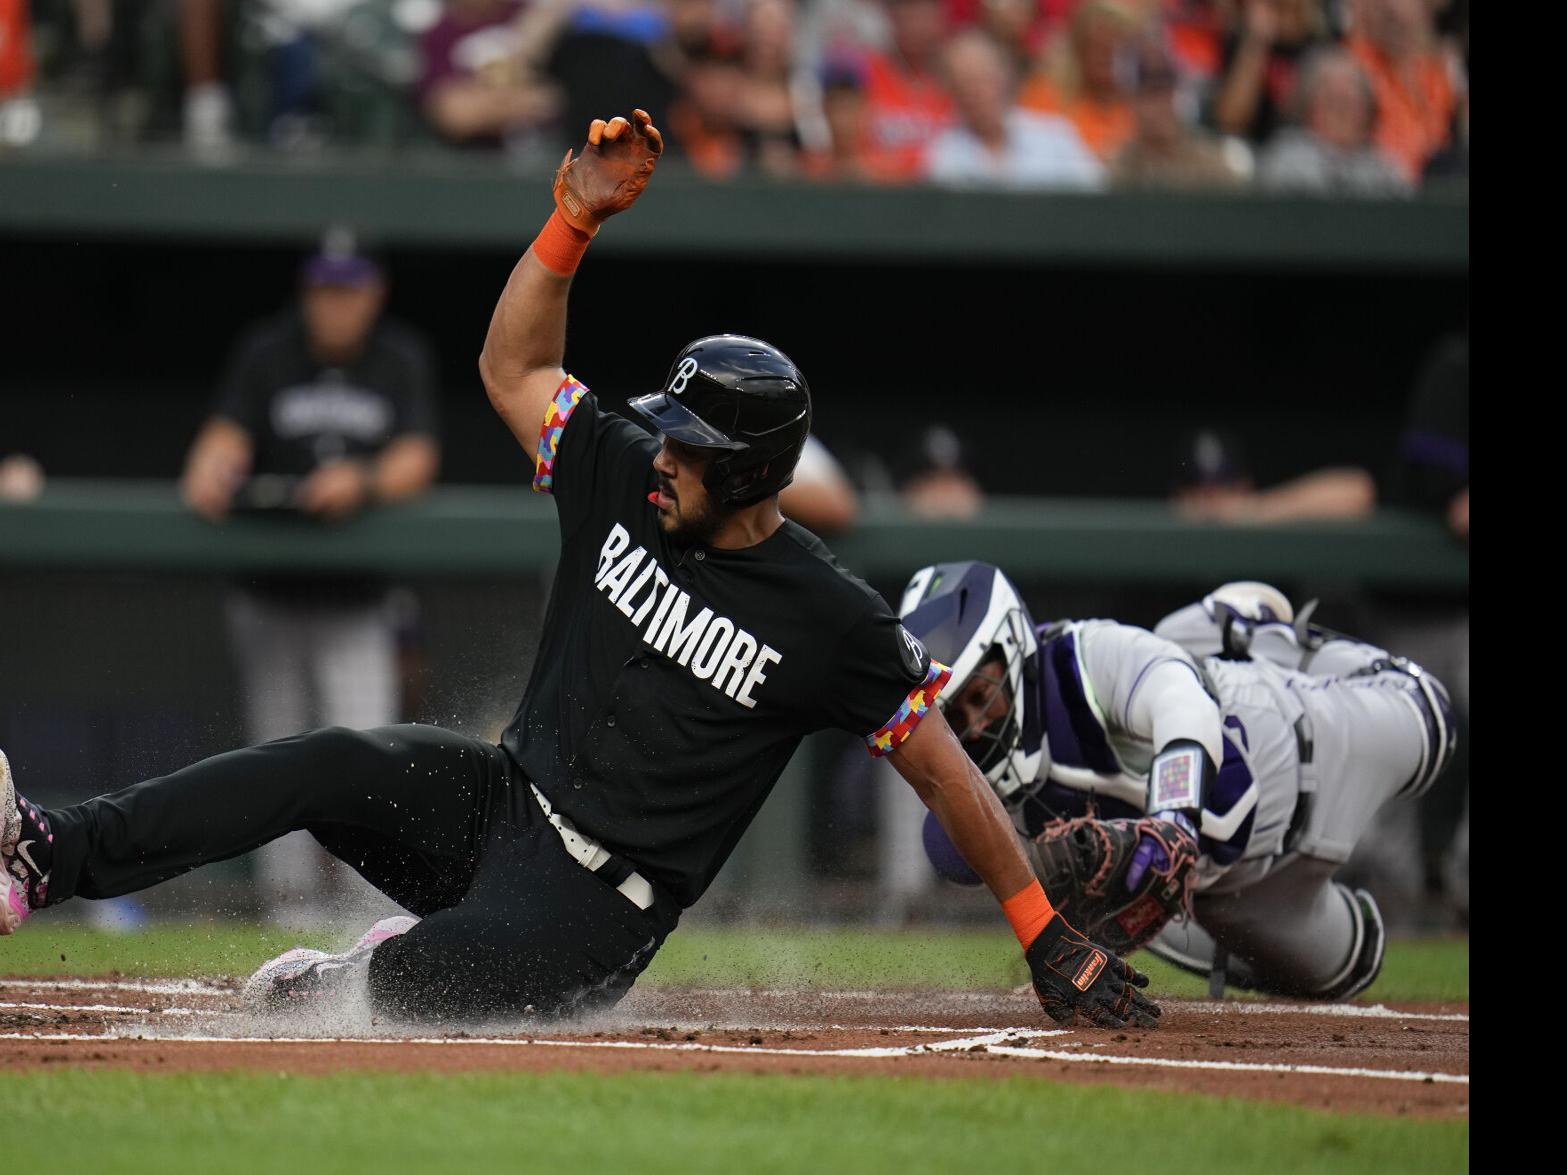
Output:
[
  {"xmin": 0, "ymin": 110, "xmax": 1155, "ymax": 1029},
  {"xmin": 903, "ymin": 564, "xmax": 1456, "ymax": 999}
]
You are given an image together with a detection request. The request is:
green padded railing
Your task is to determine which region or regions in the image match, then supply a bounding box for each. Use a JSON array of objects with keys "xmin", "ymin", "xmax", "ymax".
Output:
[{"xmin": 0, "ymin": 480, "xmax": 1468, "ymax": 588}]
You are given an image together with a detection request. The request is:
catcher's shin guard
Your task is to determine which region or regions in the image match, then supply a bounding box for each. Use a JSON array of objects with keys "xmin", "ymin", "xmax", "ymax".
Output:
[
  {"xmin": 1147, "ymin": 886, "xmax": 1385, "ymax": 1002},
  {"xmin": 1312, "ymin": 887, "xmax": 1385, "ymax": 1002}
]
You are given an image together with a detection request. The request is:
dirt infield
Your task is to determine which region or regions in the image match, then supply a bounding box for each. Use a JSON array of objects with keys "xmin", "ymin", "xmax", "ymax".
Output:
[{"xmin": 0, "ymin": 976, "xmax": 1467, "ymax": 1118}]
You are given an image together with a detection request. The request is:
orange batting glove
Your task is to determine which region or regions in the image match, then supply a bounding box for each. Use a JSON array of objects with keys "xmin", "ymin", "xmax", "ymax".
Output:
[{"xmin": 553, "ymin": 108, "xmax": 665, "ymax": 238}]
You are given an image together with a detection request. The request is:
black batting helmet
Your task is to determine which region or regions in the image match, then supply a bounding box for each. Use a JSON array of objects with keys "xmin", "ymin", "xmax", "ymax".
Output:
[{"xmin": 627, "ymin": 335, "xmax": 812, "ymax": 508}]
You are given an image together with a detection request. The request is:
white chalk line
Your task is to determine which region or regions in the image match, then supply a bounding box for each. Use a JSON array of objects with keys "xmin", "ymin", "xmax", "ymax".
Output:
[
  {"xmin": 0, "ymin": 980, "xmax": 1469, "ymax": 1025},
  {"xmin": 976, "ymin": 1045, "xmax": 1469, "ymax": 1084},
  {"xmin": 0, "ymin": 998, "xmax": 1050, "ymax": 1039},
  {"xmin": 641, "ymin": 988, "xmax": 1469, "ymax": 1023},
  {"xmin": 0, "ymin": 993, "xmax": 1043, "ymax": 1037},
  {"xmin": 521, "ymin": 1029, "xmax": 1062, "ymax": 1060},
  {"xmin": 1180, "ymin": 1001, "xmax": 1468, "ymax": 1024},
  {"xmin": 0, "ymin": 1000, "xmax": 203, "ymax": 1017},
  {"xmin": 0, "ymin": 987, "xmax": 1095, "ymax": 1039},
  {"xmin": 0, "ymin": 978, "xmax": 227, "ymax": 997},
  {"xmin": 0, "ymin": 1026, "xmax": 1466, "ymax": 1085}
]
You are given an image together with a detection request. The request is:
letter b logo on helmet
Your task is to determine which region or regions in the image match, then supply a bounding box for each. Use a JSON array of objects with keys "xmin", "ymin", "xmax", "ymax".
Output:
[
  {"xmin": 627, "ymin": 335, "xmax": 812, "ymax": 508},
  {"xmin": 669, "ymin": 357, "xmax": 700, "ymax": 395}
]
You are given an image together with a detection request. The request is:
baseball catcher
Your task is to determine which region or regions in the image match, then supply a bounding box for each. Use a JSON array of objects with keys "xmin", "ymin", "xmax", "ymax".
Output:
[
  {"xmin": 1, "ymin": 110, "xmax": 1156, "ymax": 1032},
  {"xmin": 902, "ymin": 564, "xmax": 1456, "ymax": 1000}
]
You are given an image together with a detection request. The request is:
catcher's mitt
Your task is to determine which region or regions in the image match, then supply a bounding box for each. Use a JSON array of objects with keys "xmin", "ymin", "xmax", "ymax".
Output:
[
  {"xmin": 553, "ymin": 109, "xmax": 664, "ymax": 236},
  {"xmin": 1028, "ymin": 816, "xmax": 1199, "ymax": 955}
]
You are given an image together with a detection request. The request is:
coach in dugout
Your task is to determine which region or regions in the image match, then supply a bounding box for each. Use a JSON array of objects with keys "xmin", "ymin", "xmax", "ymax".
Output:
[
  {"xmin": 3, "ymin": 109, "xmax": 1153, "ymax": 1033},
  {"xmin": 179, "ymin": 230, "xmax": 441, "ymax": 927}
]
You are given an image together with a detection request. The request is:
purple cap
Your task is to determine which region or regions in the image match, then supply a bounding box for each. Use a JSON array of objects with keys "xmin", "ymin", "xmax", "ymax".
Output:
[
  {"xmin": 302, "ymin": 225, "xmax": 382, "ymax": 287},
  {"xmin": 303, "ymin": 251, "xmax": 382, "ymax": 287}
]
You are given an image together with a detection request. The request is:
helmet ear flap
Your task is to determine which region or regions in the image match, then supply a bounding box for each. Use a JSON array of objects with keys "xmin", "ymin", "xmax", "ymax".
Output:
[{"xmin": 709, "ymin": 457, "xmax": 779, "ymax": 509}]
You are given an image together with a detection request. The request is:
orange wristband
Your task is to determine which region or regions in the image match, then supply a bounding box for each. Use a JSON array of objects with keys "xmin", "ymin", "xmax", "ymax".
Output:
[
  {"xmin": 532, "ymin": 209, "xmax": 592, "ymax": 277},
  {"xmin": 1002, "ymin": 879, "xmax": 1055, "ymax": 950}
]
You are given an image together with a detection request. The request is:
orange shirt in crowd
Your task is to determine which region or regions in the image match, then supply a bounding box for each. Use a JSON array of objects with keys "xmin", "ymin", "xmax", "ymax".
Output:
[
  {"xmin": 668, "ymin": 103, "xmax": 747, "ymax": 180},
  {"xmin": 860, "ymin": 52, "xmax": 955, "ymax": 181},
  {"xmin": 1347, "ymin": 35, "xmax": 1457, "ymax": 182},
  {"xmin": 1166, "ymin": 16, "xmax": 1222, "ymax": 81},
  {"xmin": 1, "ymin": 0, "xmax": 35, "ymax": 95},
  {"xmin": 1017, "ymin": 75, "xmax": 1134, "ymax": 160}
]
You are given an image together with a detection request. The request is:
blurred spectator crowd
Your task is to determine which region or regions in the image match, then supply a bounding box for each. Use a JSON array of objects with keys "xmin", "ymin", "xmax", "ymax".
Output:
[{"xmin": 0, "ymin": 0, "xmax": 1467, "ymax": 194}]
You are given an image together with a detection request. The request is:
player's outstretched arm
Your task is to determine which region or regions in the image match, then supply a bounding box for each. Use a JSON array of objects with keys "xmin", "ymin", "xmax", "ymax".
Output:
[
  {"xmin": 889, "ymin": 709, "xmax": 1161, "ymax": 1030},
  {"xmin": 181, "ymin": 417, "xmax": 252, "ymax": 521},
  {"xmin": 479, "ymin": 109, "xmax": 663, "ymax": 460}
]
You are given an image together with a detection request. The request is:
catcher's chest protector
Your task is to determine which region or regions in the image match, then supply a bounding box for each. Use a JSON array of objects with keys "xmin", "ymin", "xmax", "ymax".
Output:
[{"xmin": 1024, "ymin": 628, "xmax": 1257, "ymax": 866}]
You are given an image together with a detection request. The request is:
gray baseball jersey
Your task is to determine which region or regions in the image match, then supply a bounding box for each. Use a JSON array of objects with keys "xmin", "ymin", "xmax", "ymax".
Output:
[{"xmin": 1009, "ymin": 598, "xmax": 1455, "ymax": 996}]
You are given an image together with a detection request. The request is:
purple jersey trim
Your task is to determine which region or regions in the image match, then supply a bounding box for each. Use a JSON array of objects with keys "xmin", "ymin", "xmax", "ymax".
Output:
[
  {"xmin": 1042, "ymin": 633, "xmax": 1121, "ymax": 775},
  {"xmin": 533, "ymin": 375, "xmax": 588, "ymax": 494}
]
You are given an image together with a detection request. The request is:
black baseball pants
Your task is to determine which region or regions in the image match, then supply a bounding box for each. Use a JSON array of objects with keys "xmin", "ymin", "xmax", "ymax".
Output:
[{"xmin": 44, "ymin": 725, "xmax": 679, "ymax": 1022}]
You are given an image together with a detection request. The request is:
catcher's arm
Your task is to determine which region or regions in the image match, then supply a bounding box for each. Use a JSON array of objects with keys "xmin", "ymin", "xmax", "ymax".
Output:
[
  {"xmin": 1081, "ymin": 622, "xmax": 1223, "ymax": 841},
  {"xmin": 479, "ymin": 110, "xmax": 663, "ymax": 459},
  {"xmin": 1125, "ymin": 658, "xmax": 1220, "ymax": 855},
  {"xmin": 1078, "ymin": 622, "xmax": 1223, "ymax": 770},
  {"xmin": 890, "ymin": 708, "xmax": 1160, "ymax": 1029}
]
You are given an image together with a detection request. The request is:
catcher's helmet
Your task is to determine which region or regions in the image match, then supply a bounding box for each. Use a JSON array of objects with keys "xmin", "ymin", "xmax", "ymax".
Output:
[
  {"xmin": 627, "ymin": 335, "xmax": 811, "ymax": 508},
  {"xmin": 898, "ymin": 562, "xmax": 1043, "ymax": 799}
]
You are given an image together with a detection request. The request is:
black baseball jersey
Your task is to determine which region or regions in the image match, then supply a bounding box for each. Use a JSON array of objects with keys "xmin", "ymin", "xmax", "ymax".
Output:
[
  {"xmin": 501, "ymin": 377, "xmax": 950, "ymax": 908},
  {"xmin": 215, "ymin": 310, "xmax": 439, "ymax": 477},
  {"xmin": 213, "ymin": 309, "xmax": 440, "ymax": 602}
]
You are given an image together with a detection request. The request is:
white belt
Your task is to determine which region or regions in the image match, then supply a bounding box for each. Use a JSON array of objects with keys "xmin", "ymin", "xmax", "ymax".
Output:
[{"xmin": 529, "ymin": 783, "xmax": 655, "ymax": 911}]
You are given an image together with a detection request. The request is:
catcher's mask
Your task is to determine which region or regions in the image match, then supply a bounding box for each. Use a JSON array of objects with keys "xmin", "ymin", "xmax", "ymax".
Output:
[
  {"xmin": 627, "ymin": 335, "xmax": 811, "ymax": 509},
  {"xmin": 898, "ymin": 562, "xmax": 1042, "ymax": 799}
]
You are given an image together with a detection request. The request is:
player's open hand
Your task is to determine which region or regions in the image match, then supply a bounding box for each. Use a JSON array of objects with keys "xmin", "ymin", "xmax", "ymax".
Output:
[
  {"xmin": 553, "ymin": 109, "xmax": 664, "ymax": 236},
  {"xmin": 1025, "ymin": 911, "xmax": 1161, "ymax": 1029}
]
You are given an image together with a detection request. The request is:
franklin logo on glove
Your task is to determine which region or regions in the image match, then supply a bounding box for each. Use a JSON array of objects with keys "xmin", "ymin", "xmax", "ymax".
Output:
[{"xmin": 1073, "ymin": 950, "xmax": 1107, "ymax": 991}]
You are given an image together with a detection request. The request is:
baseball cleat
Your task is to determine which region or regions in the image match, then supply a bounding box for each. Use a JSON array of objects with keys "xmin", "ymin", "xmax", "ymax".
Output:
[
  {"xmin": 352, "ymin": 914, "xmax": 419, "ymax": 951},
  {"xmin": 1, "ymin": 750, "xmax": 17, "ymax": 852},
  {"xmin": 1206, "ymin": 582, "xmax": 1295, "ymax": 626},
  {"xmin": 243, "ymin": 915, "xmax": 419, "ymax": 1010},
  {"xmin": 241, "ymin": 946, "xmax": 336, "ymax": 1007},
  {"xmin": 1, "ymin": 750, "xmax": 53, "ymax": 935}
]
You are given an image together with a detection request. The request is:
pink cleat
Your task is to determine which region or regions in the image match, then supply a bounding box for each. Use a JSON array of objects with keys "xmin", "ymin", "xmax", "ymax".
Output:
[
  {"xmin": 243, "ymin": 915, "xmax": 419, "ymax": 1010},
  {"xmin": 1, "ymin": 750, "xmax": 52, "ymax": 935}
]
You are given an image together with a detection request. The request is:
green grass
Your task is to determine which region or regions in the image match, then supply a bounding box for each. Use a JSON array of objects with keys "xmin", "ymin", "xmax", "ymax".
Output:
[
  {"xmin": 0, "ymin": 922, "xmax": 339, "ymax": 979},
  {"xmin": 646, "ymin": 927, "xmax": 1469, "ymax": 1004},
  {"xmin": 2, "ymin": 926, "xmax": 1467, "ymax": 1173},
  {"xmin": 4, "ymin": 1069, "xmax": 1466, "ymax": 1175},
  {"xmin": 1, "ymin": 922, "xmax": 1468, "ymax": 1004}
]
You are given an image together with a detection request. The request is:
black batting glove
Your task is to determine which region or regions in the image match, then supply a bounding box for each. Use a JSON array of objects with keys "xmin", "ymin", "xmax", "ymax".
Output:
[{"xmin": 1025, "ymin": 911, "xmax": 1161, "ymax": 1029}]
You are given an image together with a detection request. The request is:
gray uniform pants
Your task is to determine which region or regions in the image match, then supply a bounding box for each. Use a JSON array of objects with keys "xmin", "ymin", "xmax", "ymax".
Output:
[
  {"xmin": 1346, "ymin": 611, "xmax": 1470, "ymax": 919},
  {"xmin": 1165, "ymin": 659, "xmax": 1435, "ymax": 995},
  {"xmin": 226, "ymin": 588, "xmax": 401, "ymax": 924}
]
